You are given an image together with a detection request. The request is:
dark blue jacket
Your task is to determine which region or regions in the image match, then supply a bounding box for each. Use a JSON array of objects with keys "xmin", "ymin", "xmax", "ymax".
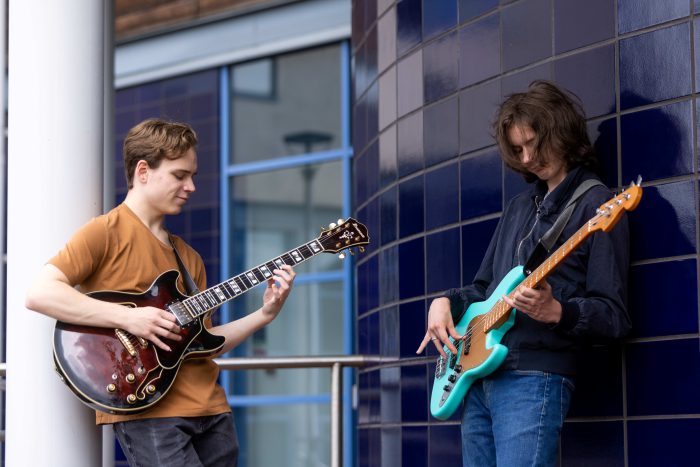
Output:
[{"xmin": 445, "ymin": 166, "xmax": 631, "ymax": 376}]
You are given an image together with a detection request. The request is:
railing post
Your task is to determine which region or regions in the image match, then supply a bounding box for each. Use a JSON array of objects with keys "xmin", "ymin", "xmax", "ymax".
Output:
[{"xmin": 331, "ymin": 362, "xmax": 342, "ymax": 467}]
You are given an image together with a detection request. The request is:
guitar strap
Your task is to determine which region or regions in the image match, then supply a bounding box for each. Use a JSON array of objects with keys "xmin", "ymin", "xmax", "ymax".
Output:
[
  {"xmin": 523, "ymin": 178, "xmax": 605, "ymax": 275},
  {"xmin": 169, "ymin": 236, "xmax": 200, "ymax": 295}
]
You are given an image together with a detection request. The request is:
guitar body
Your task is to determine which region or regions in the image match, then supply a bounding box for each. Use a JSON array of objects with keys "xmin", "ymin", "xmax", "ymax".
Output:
[
  {"xmin": 53, "ymin": 270, "xmax": 225, "ymax": 415},
  {"xmin": 430, "ymin": 266, "xmax": 525, "ymax": 420}
]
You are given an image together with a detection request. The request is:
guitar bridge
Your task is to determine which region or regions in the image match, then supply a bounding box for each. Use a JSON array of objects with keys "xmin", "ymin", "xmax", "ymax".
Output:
[
  {"xmin": 115, "ymin": 328, "xmax": 137, "ymax": 357},
  {"xmin": 435, "ymin": 356, "xmax": 446, "ymax": 379}
]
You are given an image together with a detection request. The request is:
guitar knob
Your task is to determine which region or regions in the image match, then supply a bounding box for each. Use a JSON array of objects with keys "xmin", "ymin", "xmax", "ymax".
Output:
[
  {"xmin": 126, "ymin": 373, "xmax": 136, "ymax": 383},
  {"xmin": 106, "ymin": 383, "xmax": 116, "ymax": 393},
  {"xmin": 126, "ymin": 394, "xmax": 137, "ymax": 404},
  {"xmin": 138, "ymin": 366, "xmax": 146, "ymax": 375},
  {"xmin": 146, "ymin": 384, "xmax": 157, "ymax": 395}
]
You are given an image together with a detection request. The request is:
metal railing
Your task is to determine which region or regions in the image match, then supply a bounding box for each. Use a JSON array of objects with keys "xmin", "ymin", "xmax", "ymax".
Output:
[{"xmin": 0, "ymin": 356, "xmax": 384, "ymax": 467}]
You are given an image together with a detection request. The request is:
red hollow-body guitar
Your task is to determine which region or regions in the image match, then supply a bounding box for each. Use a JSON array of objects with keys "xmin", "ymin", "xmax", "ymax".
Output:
[{"xmin": 53, "ymin": 218, "xmax": 369, "ymax": 414}]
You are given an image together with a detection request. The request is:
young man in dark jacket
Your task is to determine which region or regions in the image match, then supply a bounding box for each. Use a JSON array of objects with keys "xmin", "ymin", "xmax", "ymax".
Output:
[{"xmin": 417, "ymin": 81, "xmax": 631, "ymax": 467}]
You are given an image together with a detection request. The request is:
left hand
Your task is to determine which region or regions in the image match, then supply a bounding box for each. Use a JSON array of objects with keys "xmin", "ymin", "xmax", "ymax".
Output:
[
  {"xmin": 261, "ymin": 264, "xmax": 296, "ymax": 323},
  {"xmin": 502, "ymin": 281, "xmax": 562, "ymax": 324}
]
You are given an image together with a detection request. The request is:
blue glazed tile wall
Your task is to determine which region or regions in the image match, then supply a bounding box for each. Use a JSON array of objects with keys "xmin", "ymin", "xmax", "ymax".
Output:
[{"xmin": 352, "ymin": 1, "xmax": 700, "ymax": 465}]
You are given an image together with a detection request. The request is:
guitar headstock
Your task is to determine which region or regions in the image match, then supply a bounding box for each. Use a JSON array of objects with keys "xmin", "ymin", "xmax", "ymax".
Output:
[
  {"xmin": 589, "ymin": 177, "xmax": 643, "ymax": 233},
  {"xmin": 317, "ymin": 217, "xmax": 370, "ymax": 257}
]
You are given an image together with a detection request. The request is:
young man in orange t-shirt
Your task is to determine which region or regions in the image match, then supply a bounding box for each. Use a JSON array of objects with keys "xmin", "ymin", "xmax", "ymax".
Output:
[{"xmin": 26, "ymin": 118, "xmax": 296, "ymax": 466}]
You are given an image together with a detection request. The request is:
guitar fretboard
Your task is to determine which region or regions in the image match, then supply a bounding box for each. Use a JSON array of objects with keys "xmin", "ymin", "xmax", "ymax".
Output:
[
  {"xmin": 173, "ymin": 238, "xmax": 325, "ymax": 324},
  {"xmin": 482, "ymin": 218, "xmax": 596, "ymax": 332}
]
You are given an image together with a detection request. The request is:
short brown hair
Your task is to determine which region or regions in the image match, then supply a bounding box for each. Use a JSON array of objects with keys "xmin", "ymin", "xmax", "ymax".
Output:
[
  {"xmin": 494, "ymin": 80, "xmax": 598, "ymax": 183},
  {"xmin": 123, "ymin": 118, "xmax": 198, "ymax": 189}
]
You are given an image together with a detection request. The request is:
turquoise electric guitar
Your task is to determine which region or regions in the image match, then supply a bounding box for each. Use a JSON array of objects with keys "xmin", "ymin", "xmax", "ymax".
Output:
[{"xmin": 430, "ymin": 179, "xmax": 643, "ymax": 420}]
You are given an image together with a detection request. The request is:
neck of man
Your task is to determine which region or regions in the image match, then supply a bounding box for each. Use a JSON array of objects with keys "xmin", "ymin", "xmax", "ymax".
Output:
[
  {"xmin": 545, "ymin": 170, "xmax": 568, "ymax": 193},
  {"xmin": 123, "ymin": 190, "xmax": 168, "ymax": 243}
]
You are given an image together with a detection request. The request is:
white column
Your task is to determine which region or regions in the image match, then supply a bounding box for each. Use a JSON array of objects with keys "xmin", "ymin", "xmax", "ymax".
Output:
[{"xmin": 7, "ymin": 1, "xmax": 104, "ymax": 466}]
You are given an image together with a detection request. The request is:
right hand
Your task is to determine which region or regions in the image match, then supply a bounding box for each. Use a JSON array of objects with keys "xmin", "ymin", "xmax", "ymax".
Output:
[
  {"xmin": 121, "ymin": 306, "xmax": 183, "ymax": 352},
  {"xmin": 416, "ymin": 297, "xmax": 462, "ymax": 357}
]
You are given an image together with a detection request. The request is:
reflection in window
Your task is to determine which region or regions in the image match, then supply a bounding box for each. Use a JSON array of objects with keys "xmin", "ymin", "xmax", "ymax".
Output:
[{"xmin": 230, "ymin": 44, "xmax": 342, "ymax": 163}]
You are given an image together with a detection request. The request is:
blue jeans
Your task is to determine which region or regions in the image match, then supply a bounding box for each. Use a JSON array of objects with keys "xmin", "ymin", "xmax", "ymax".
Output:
[
  {"xmin": 461, "ymin": 370, "xmax": 574, "ymax": 467},
  {"xmin": 114, "ymin": 413, "xmax": 238, "ymax": 467}
]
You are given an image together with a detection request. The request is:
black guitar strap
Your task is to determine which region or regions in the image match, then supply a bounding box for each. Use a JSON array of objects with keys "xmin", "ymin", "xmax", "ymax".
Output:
[
  {"xmin": 169, "ymin": 236, "xmax": 200, "ymax": 295},
  {"xmin": 523, "ymin": 178, "xmax": 605, "ymax": 275}
]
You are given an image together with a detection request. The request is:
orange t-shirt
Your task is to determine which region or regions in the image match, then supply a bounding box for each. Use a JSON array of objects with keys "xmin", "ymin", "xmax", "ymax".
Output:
[{"xmin": 49, "ymin": 203, "xmax": 230, "ymax": 425}]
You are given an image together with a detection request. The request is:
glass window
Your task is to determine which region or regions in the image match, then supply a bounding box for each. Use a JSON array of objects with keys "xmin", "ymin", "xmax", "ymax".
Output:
[
  {"xmin": 235, "ymin": 404, "xmax": 331, "ymax": 467},
  {"xmin": 230, "ymin": 44, "xmax": 342, "ymax": 163}
]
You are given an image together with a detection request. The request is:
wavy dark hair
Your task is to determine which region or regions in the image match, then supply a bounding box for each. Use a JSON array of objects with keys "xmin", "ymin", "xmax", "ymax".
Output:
[
  {"xmin": 123, "ymin": 118, "xmax": 198, "ymax": 189},
  {"xmin": 494, "ymin": 80, "xmax": 598, "ymax": 183}
]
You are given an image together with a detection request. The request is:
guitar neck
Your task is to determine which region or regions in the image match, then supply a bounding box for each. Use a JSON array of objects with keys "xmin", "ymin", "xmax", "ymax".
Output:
[
  {"xmin": 177, "ymin": 238, "xmax": 326, "ymax": 323},
  {"xmin": 484, "ymin": 220, "xmax": 594, "ymax": 332}
]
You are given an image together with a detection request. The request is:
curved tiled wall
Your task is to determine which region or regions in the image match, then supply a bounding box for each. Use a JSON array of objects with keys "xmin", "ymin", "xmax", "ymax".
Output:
[{"xmin": 353, "ymin": 0, "xmax": 700, "ymax": 465}]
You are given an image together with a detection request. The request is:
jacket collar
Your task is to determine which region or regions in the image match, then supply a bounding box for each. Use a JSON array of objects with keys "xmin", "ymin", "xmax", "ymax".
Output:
[{"xmin": 530, "ymin": 166, "xmax": 588, "ymax": 216}]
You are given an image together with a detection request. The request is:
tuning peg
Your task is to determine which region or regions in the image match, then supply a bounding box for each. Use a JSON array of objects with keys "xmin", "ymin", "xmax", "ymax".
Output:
[
  {"xmin": 337, "ymin": 218, "xmax": 345, "ymax": 225},
  {"xmin": 338, "ymin": 252, "xmax": 346, "ymax": 260},
  {"xmin": 329, "ymin": 222, "xmax": 337, "ymax": 229},
  {"xmin": 635, "ymin": 175, "xmax": 643, "ymax": 186}
]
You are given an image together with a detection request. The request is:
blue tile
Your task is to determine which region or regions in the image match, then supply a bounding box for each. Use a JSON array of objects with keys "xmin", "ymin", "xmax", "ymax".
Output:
[
  {"xmin": 619, "ymin": 0, "xmax": 689, "ymax": 34},
  {"xmin": 354, "ymin": 95, "xmax": 368, "ymax": 156},
  {"xmin": 696, "ymin": 0, "xmax": 700, "ymax": 13},
  {"xmin": 380, "ymin": 427, "xmax": 401, "ymax": 464},
  {"xmin": 366, "ymin": 197, "xmax": 381, "ymax": 257},
  {"xmin": 422, "ymin": 0, "xmax": 457, "ymax": 40},
  {"xmin": 620, "ymin": 100, "xmax": 693, "ymax": 182},
  {"xmin": 358, "ymin": 312, "xmax": 380, "ymax": 355},
  {"xmin": 588, "ymin": 117, "xmax": 618, "ymax": 187},
  {"xmin": 399, "ymin": 299, "xmax": 427, "ymax": 357},
  {"xmin": 116, "ymin": 87, "xmax": 137, "ymax": 109},
  {"xmin": 553, "ymin": 45, "xmax": 615, "ymax": 118},
  {"xmin": 401, "ymin": 364, "xmax": 428, "ymax": 422},
  {"xmin": 626, "ymin": 338, "xmax": 700, "ymax": 415},
  {"xmin": 397, "ymin": 0, "xmax": 422, "ymax": 56},
  {"xmin": 381, "ymin": 368, "xmax": 401, "ymax": 424},
  {"xmin": 429, "ymin": 424, "xmax": 461, "ymax": 465},
  {"xmin": 459, "ymin": 80, "xmax": 501, "ymax": 154},
  {"xmin": 368, "ymin": 253, "xmax": 380, "ymax": 310},
  {"xmin": 462, "ymin": 219, "xmax": 499, "ymax": 284},
  {"xmin": 380, "ymin": 308, "xmax": 400, "ymax": 358},
  {"xmin": 358, "ymin": 258, "xmax": 369, "ymax": 315},
  {"xmin": 459, "ymin": 0, "xmax": 498, "ymax": 23},
  {"xmin": 366, "ymin": 26, "xmax": 378, "ymax": 88},
  {"xmin": 567, "ymin": 346, "xmax": 623, "ymax": 418},
  {"xmin": 423, "ymin": 31, "xmax": 459, "ymax": 103},
  {"xmin": 460, "ymin": 150, "xmax": 502, "ymax": 220},
  {"xmin": 459, "ymin": 13, "xmax": 500, "ymax": 88},
  {"xmin": 629, "ymin": 260, "xmax": 698, "ymax": 338},
  {"xmin": 399, "ymin": 238, "xmax": 425, "ymax": 300},
  {"xmin": 426, "ymin": 227, "xmax": 461, "ymax": 293},
  {"xmin": 399, "ymin": 175, "xmax": 425, "ymax": 237},
  {"xmin": 380, "ymin": 186, "xmax": 398, "ymax": 246},
  {"xmin": 380, "ymin": 246, "xmax": 399, "ymax": 305},
  {"xmin": 628, "ymin": 181, "xmax": 696, "ymax": 261},
  {"xmin": 620, "ymin": 23, "xmax": 692, "ymax": 110},
  {"xmin": 355, "ymin": 152, "xmax": 367, "ymax": 207},
  {"xmin": 397, "ymin": 111, "xmax": 424, "ymax": 177},
  {"xmin": 352, "ymin": 0, "xmax": 365, "ymax": 48},
  {"xmin": 425, "ymin": 164, "xmax": 459, "ymax": 230},
  {"xmin": 501, "ymin": 62, "xmax": 553, "ymax": 97},
  {"xmin": 402, "ymin": 426, "xmax": 428, "ymax": 467},
  {"xmin": 379, "ymin": 127, "xmax": 398, "ymax": 189},
  {"xmin": 397, "ymin": 50, "xmax": 424, "ymax": 116},
  {"xmin": 424, "ymin": 97, "xmax": 459, "ymax": 167},
  {"xmin": 628, "ymin": 419, "xmax": 700, "ymax": 467},
  {"xmin": 502, "ymin": 0, "xmax": 551, "ymax": 71},
  {"xmin": 367, "ymin": 81, "xmax": 380, "ymax": 146},
  {"xmin": 561, "ymin": 422, "xmax": 624, "ymax": 467},
  {"xmin": 554, "ymin": 0, "xmax": 615, "ymax": 53},
  {"xmin": 694, "ymin": 18, "xmax": 700, "ymax": 97}
]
